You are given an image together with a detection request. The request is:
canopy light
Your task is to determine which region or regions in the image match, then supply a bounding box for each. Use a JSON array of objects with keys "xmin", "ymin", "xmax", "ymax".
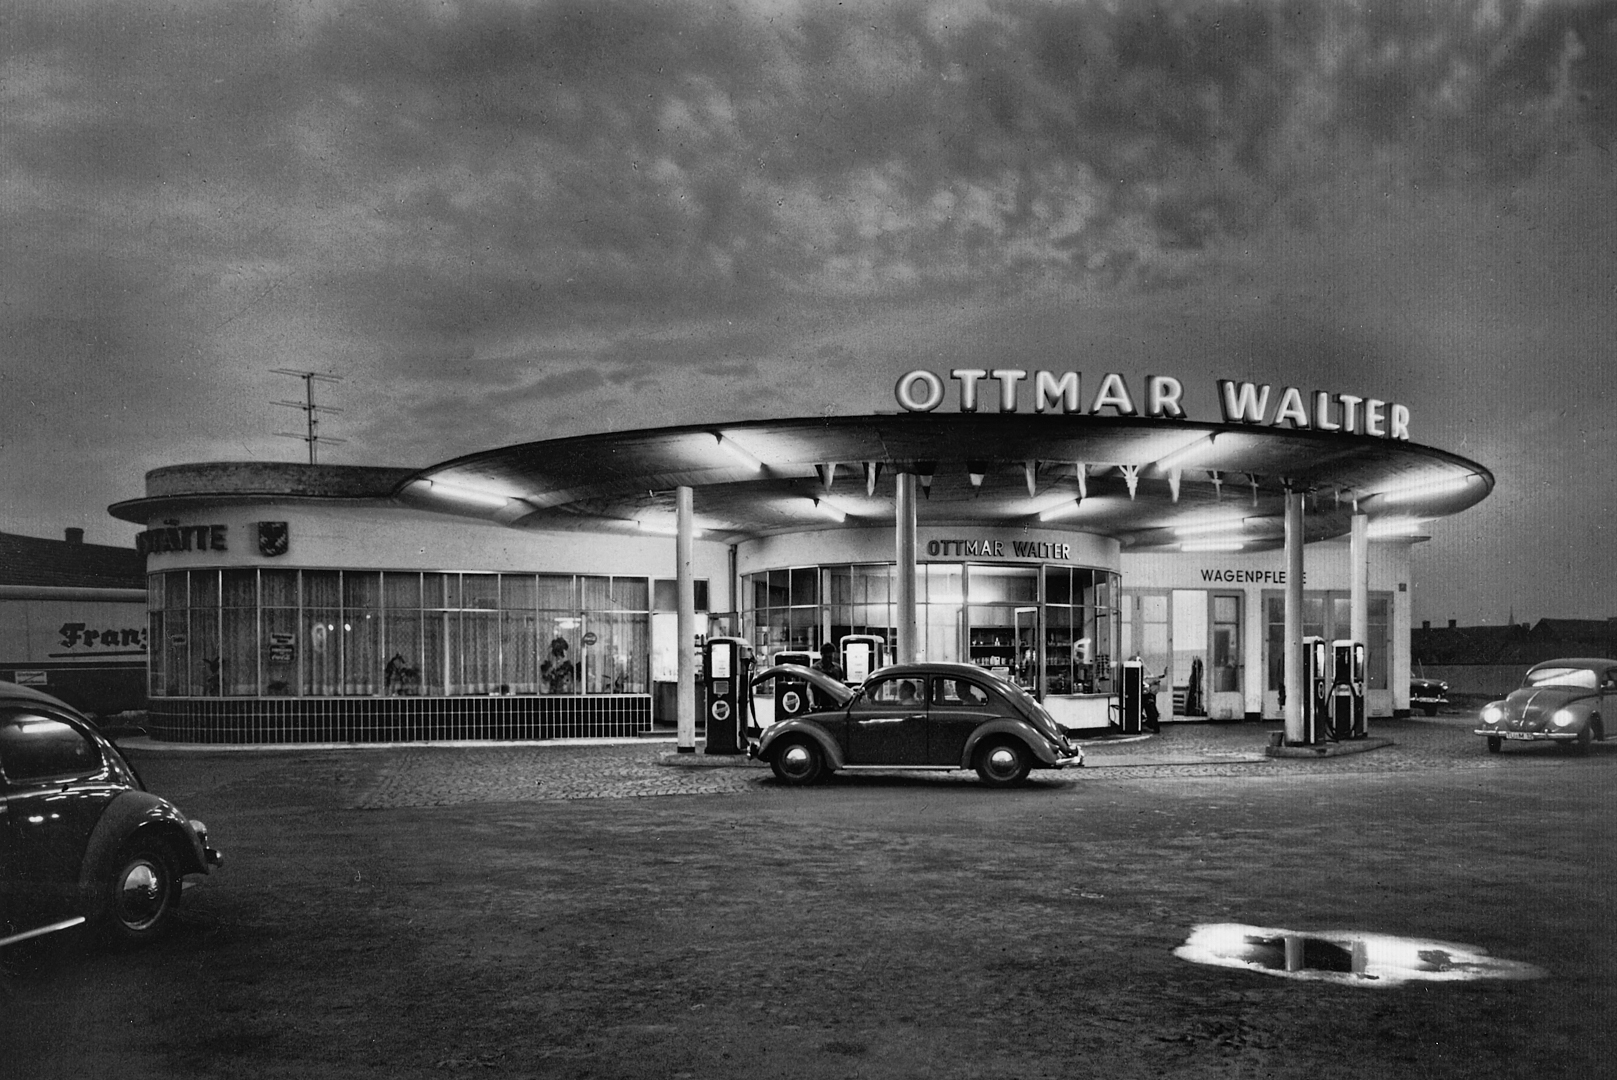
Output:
[
  {"xmin": 1367, "ymin": 519, "xmax": 1427, "ymax": 539},
  {"xmin": 636, "ymin": 520, "xmax": 704, "ymax": 538},
  {"xmin": 418, "ymin": 479, "xmax": 511, "ymax": 508},
  {"xmin": 1154, "ymin": 433, "xmax": 1217, "ymax": 472},
  {"xmin": 1376, "ymin": 474, "xmax": 1475, "ymax": 504},
  {"xmin": 1181, "ymin": 541, "xmax": 1244, "ymax": 553},
  {"xmin": 713, "ymin": 432, "xmax": 764, "ymax": 471},
  {"xmin": 1037, "ymin": 498, "xmax": 1084, "ymax": 522},
  {"xmin": 818, "ymin": 495, "xmax": 862, "ymax": 520},
  {"xmin": 812, "ymin": 497, "xmax": 846, "ymax": 523},
  {"xmin": 1172, "ymin": 518, "xmax": 1249, "ymax": 538}
]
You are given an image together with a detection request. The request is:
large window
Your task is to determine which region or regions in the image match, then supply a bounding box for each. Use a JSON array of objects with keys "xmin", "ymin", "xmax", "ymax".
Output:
[
  {"xmin": 148, "ymin": 569, "xmax": 663, "ymax": 699},
  {"xmin": 1264, "ymin": 592, "xmax": 1391, "ymax": 691},
  {"xmin": 741, "ymin": 562, "xmax": 1121, "ymax": 699}
]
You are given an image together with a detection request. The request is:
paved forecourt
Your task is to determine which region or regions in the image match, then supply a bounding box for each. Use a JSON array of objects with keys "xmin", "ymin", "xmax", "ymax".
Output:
[{"xmin": 320, "ymin": 715, "xmax": 1526, "ymax": 810}]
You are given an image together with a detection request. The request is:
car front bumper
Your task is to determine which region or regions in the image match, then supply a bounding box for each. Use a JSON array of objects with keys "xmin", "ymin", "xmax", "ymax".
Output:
[
  {"xmin": 1050, "ymin": 750, "xmax": 1085, "ymax": 769},
  {"xmin": 1473, "ymin": 728, "xmax": 1579, "ymax": 742}
]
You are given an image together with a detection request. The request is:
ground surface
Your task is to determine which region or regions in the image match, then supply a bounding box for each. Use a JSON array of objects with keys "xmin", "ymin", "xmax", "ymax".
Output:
[{"xmin": 3, "ymin": 713, "xmax": 1613, "ymax": 1079}]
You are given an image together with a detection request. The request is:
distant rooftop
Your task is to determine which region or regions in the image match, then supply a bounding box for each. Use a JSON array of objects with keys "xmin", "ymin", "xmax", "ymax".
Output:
[
  {"xmin": 0, "ymin": 529, "xmax": 145, "ymax": 589},
  {"xmin": 1414, "ymin": 617, "xmax": 1617, "ymax": 666}
]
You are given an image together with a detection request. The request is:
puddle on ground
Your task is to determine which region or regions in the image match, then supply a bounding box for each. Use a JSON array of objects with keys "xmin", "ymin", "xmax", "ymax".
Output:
[{"xmin": 1174, "ymin": 923, "xmax": 1546, "ymax": 987}]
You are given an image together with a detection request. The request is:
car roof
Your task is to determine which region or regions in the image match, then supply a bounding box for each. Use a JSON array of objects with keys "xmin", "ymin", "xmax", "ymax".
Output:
[
  {"xmin": 1527, "ymin": 658, "xmax": 1617, "ymax": 671},
  {"xmin": 866, "ymin": 662, "xmax": 1015, "ymax": 685},
  {"xmin": 0, "ymin": 679, "xmax": 83, "ymax": 713}
]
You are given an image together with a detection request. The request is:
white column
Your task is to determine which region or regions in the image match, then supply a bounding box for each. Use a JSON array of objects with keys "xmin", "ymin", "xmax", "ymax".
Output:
[
  {"xmin": 676, "ymin": 485, "xmax": 697, "ymax": 754},
  {"xmin": 895, "ymin": 472, "xmax": 919, "ymax": 664},
  {"xmin": 1350, "ymin": 512, "xmax": 1369, "ymax": 649},
  {"xmin": 1283, "ymin": 489, "xmax": 1306, "ymax": 744}
]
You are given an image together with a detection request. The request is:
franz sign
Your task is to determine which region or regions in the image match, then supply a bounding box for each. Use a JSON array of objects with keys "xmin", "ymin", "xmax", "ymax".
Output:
[{"xmin": 894, "ymin": 370, "xmax": 1410, "ymax": 440}]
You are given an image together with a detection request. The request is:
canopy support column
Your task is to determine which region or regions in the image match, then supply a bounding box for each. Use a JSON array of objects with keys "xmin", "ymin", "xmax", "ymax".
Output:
[
  {"xmin": 895, "ymin": 472, "xmax": 919, "ymax": 664},
  {"xmin": 1350, "ymin": 512, "xmax": 1369, "ymax": 652},
  {"xmin": 1283, "ymin": 489, "xmax": 1307, "ymax": 744},
  {"xmin": 676, "ymin": 485, "xmax": 697, "ymax": 753}
]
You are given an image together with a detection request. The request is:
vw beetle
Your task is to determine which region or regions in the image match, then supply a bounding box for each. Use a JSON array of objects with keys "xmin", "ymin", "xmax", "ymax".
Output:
[
  {"xmin": 1, "ymin": 681, "xmax": 221, "ymax": 949},
  {"xmin": 747, "ymin": 661, "xmax": 1083, "ymax": 787},
  {"xmin": 1473, "ymin": 658, "xmax": 1616, "ymax": 754}
]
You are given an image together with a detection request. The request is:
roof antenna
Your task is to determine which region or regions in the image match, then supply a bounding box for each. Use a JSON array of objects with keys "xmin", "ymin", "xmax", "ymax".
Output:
[{"xmin": 272, "ymin": 370, "xmax": 346, "ymax": 464}]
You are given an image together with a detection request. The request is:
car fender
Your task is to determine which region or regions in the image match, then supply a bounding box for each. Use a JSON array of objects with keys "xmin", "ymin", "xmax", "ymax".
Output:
[
  {"xmin": 756, "ymin": 719, "xmax": 846, "ymax": 770},
  {"xmin": 1557, "ymin": 702, "xmax": 1600, "ymax": 733},
  {"xmin": 960, "ymin": 719, "xmax": 1058, "ymax": 769},
  {"xmin": 78, "ymin": 791, "xmax": 211, "ymax": 912}
]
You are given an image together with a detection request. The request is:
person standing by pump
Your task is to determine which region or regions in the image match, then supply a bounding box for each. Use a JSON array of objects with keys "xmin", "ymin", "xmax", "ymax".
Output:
[{"xmin": 811, "ymin": 641, "xmax": 846, "ymax": 709}]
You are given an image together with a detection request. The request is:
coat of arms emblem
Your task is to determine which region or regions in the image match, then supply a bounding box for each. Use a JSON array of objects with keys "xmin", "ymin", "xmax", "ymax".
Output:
[{"xmin": 257, "ymin": 521, "xmax": 290, "ymax": 557}]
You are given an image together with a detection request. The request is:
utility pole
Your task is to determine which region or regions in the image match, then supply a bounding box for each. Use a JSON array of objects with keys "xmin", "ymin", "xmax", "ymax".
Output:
[{"xmin": 272, "ymin": 370, "xmax": 345, "ymax": 464}]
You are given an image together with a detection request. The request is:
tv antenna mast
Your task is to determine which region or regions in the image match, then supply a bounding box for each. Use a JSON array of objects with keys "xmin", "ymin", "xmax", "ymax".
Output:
[{"xmin": 272, "ymin": 369, "xmax": 346, "ymax": 464}]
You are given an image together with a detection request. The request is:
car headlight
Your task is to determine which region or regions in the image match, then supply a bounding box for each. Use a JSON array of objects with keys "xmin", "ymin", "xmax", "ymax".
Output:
[
  {"xmin": 1481, "ymin": 705, "xmax": 1504, "ymax": 725},
  {"xmin": 1552, "ymin": 709, "xmax": 1577, "ymax": 727}
]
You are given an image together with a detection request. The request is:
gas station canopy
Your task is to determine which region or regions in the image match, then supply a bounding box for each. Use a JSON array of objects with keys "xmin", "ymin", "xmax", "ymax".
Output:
[{"xmin": 398, "ymin": 412, "xmax": 1492, "ymax": 550}]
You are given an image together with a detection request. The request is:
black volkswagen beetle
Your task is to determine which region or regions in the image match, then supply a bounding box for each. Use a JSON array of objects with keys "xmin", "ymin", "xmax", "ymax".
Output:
[
  {"xmin": 748, "ymin": 661, "xmax": 1083, "ymax": 786},
  {"xmin": 0, "ymin": 681, "xmax": 221, "ymax": 950},
  {"xmin": 1473, "ymin": 658, "xmax": 1616, "ymax": 754}
]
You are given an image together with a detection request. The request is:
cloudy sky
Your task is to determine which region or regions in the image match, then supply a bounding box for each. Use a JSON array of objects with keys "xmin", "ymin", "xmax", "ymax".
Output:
[{"xmin": 4, "ymin": 0, "xmax": 1614, "ymax": 626}]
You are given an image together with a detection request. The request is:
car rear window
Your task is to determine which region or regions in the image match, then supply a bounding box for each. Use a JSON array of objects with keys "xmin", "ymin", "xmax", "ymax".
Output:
[
  {"xmin": 0, "ymin": 711, "xmax": 102, "ymax": 782},
  {"xmin": 1526, "ymin": 667, "xmax": 1597, "ymax": 689}
]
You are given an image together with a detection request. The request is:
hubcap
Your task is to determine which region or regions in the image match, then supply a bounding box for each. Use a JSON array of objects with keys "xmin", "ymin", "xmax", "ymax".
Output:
[
  {"xmin": 987, "ymin": 746, "xmax": 1018, "ymax": 777},
  {"xmin": 782, "ymin": 744, "xmax": 811, "ymax": 775},
  {"xmin": 116, "ymin": 860, "xmax": 165, "ymax": 930}
]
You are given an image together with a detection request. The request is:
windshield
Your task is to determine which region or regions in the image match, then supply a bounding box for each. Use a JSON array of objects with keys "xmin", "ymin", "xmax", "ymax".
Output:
[{"xmin": 1526, "ymin": 667, "xmax": 1598, "ymax": 690}]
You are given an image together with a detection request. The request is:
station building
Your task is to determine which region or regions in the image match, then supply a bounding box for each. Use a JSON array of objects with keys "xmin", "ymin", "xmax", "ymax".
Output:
[{"xmin": 108, "ymin": 370, "xmax": 1492, "ymax": 745}]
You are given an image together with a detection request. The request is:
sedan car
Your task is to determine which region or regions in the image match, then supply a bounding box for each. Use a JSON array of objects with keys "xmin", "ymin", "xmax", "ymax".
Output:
[
  {"xmin": 1409, "ymin": 671, "xmax": 1450, "ymax": 716},
  {"xmin": 747, "ymin": 661, "xmax": 1083, "ymax": 787},
  {"xmin": 1473, "ymin": 658, "xmax": 1616, "ymax": 754},
  {"xmin": 0, "ymin": 681, "xmax": 220, "ymax": 950}
]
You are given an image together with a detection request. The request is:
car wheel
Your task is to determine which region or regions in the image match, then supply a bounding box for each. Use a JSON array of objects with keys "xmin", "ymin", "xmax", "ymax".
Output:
[
  {"xmin": 103, "ymin": 839, "xmax": 178, "ymax": 947},
  {"xmin": 769, "ymin": 738, "xmax": 824, "ymax": 786},
  {"xmin": 1486, "ymin": 736, "xmax": 1502, "ymax": 754},
  {"xmin": 1574, "ymin": 725, "xmax": 1593, "ymax": 756},
  {"xmin": 975, "ymin": 740, "xmax": 1031, "ymax": 787}
]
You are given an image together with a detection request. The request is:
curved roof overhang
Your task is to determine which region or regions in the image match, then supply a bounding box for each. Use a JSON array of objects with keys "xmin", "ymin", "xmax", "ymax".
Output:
[{"xmin": 394, "ymin": 413, "xmax": 1492, "ymax": 553}]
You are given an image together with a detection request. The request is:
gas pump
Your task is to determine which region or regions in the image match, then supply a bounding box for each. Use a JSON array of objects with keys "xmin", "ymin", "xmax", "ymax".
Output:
[
  {"xmin": 702, "ymin": 636, "xmax": 753, "ymax": 755},
  {"xmin": 1118, "ymin": 659, "xmax": 1144, "ymax": 735},
  {"xmin": 1300, "ymin": 636, "xmax": 1329, "ymax": 745},
  {"xmin": 770, "ymin": 650, "xmax": 815, "ymax": 724},
  {"xmin": 1329, "ymin": 640, "xmax": 1367, "ymax": 740},
  {"xmin": 839, "ymin": 634, "xmax": 886, "ymax": 686}
]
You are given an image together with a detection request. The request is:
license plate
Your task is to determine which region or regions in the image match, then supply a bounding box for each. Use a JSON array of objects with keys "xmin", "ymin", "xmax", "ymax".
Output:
[{"xmin": 1504, "ymin": 732, "xmax": 1535, "ymax": 740}]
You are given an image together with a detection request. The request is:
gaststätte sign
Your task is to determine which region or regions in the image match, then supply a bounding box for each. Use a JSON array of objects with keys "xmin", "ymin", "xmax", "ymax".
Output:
[
  {"xmin": 893, "ymin": 369, "xmax": 1410, "ymax": 440},
  {"xmin": 136, "ymin": 523, "xmax": 228, "ymax": 555}
]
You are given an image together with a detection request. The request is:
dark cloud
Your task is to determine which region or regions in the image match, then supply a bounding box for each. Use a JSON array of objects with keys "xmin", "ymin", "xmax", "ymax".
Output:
[{"xmin": 3, "ymin": 0, "xmax": 1615, "ymax": 620}]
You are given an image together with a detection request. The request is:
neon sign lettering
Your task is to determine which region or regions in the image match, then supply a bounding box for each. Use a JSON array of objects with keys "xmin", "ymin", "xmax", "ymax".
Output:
[{"xmin": 894, "ymin": 370, "xmax": 1409, "ymax": 439}]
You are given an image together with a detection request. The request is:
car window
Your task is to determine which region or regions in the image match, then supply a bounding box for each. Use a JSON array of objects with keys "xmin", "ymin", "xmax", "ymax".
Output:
[
  {"xmin": 933, "ymin": 678, "xmax": 989, "ymax": 706},
  {"xmin": 0, "ymin": 710, "xmax": 103, "ymax": 782},
  {"xmin": 1526, "ymin": 667, "xmax": 1598, "ymax": 690},
  {"xmin": 867, "ymin": 678, "xmax": 923, "ymax": 706}
]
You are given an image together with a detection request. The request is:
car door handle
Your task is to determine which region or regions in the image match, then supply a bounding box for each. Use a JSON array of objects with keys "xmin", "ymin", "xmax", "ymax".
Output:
[{"xmin": 857, "ymin": 717, "xmax": 907, "ymax": 725}]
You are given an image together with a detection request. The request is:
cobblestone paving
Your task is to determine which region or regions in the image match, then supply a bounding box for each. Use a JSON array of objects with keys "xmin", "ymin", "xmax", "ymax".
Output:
[{"xmin": 345, "ymin": 713, "xmax": 1541, "ymax": 809}]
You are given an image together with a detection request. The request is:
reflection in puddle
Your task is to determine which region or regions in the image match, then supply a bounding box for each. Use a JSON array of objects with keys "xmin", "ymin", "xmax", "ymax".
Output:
[{"xmin": 1175, "ymin": 923, "xmax": 1546, "ymax": 986}]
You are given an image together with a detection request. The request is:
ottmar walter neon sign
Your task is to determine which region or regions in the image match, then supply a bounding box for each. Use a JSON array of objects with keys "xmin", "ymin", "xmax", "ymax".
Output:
[{"xmin": 893, "ymin": 370, "xmax": 1410, "ymax": 440}]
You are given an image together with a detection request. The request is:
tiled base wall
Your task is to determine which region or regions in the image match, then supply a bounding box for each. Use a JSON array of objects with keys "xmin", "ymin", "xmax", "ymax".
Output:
[{"xmin": 146, "ymin": 695, "xmax": 653, "ymax": 744}]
